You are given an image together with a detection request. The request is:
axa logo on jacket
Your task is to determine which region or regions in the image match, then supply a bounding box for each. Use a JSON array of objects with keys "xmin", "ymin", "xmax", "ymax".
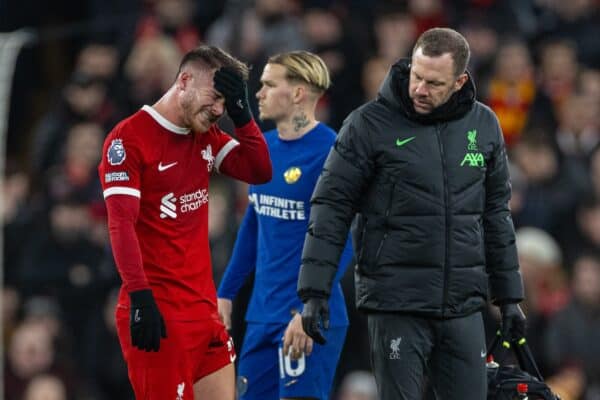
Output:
[{"xmin": 461, "ymin": 129, "xmax": 485, "ymax": 167}]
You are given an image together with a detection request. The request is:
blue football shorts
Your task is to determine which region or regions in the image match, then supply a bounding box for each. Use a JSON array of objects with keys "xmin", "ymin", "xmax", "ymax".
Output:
[{"xmin": 237, "ymin": 322, "xmax": 347, "ymax": 400}]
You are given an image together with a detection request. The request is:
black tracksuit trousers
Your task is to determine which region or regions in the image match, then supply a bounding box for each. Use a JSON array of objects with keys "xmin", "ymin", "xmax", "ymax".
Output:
[{"xmin": 367, "ymin": 311, "xmax": 487, "ymax": 400}]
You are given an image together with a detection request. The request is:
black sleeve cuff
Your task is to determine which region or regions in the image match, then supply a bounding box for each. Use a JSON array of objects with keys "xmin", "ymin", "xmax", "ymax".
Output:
[{"xmin": 129, "ymin": 289, "xmax": 154, "ymax": 306}]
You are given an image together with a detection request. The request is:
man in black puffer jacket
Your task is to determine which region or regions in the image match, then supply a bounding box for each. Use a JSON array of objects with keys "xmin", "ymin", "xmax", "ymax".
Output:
[{"xmin": 297, "ymin": 27, "xmax": 526, "ymax": 400}]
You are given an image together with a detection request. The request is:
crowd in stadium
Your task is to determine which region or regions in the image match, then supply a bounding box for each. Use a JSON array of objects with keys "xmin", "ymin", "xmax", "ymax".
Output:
[{"xmin": 2, "ymin": 0, "xmax": 599, "ymax": 399}]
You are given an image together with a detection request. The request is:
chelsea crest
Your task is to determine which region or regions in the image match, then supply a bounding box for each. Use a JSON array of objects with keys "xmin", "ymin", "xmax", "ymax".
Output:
[{"xmin": 284, "ymin": 167, "xmax": 302, "ymax": 184}]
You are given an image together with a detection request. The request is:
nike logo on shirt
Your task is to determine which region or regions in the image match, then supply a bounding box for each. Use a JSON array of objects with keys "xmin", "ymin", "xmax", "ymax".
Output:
[
  {"xmin": 158, "ymin": 161, "xmax": 178, "ymax": 171},
  {"xmin": 396, "ymin": 136, "xmax": 416, "ymax": 147}
]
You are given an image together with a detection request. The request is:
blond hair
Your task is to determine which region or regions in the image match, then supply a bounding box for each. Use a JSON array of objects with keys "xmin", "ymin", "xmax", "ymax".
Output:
[{"xmin": 267, "ymin": 51, "xmax": 331, "ymax": 93}]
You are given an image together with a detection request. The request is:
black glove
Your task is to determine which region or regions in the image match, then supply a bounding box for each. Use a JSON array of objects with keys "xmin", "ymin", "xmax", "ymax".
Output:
[
  {"xmin": 301, "ymin": 297, "xmax": 329, "ymax": 345},
  {"xmin": 129, "ymin": 289, "xmax": 167, "ymax": 352},
  {"xmin": 500, "ymin": 303, "xmax": 526, "ymax": 341},
  {"xmin": 213, "ymin": 67, "xmax": 252, "ymax": 127}
]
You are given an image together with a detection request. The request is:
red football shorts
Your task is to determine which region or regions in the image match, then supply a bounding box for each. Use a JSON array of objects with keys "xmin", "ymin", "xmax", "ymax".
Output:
[{"xmin": 116, "ymin": 306, "xmax": 236, "ymax": 400}]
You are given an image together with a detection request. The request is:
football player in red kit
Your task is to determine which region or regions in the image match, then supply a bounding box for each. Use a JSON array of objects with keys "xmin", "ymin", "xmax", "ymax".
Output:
[{"xmin": 98, "ymin": 45, "xmax": 272, "ymax": 400}]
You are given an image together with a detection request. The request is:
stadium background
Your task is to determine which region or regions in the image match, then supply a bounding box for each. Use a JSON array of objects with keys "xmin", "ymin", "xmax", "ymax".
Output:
[{"xmin": 1, "ymin": 0, "xmax": 599, "ymax": 399}]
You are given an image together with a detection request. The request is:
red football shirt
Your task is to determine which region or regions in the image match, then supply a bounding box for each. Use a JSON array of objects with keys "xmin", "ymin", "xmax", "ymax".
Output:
[{"xmin": 99, "ymin": 105, "xmax": 271, "ymax": 320}]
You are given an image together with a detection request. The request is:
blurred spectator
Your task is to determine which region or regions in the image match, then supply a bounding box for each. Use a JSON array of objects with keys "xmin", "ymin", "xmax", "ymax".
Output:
[
  {"xmin": 44, "ymin": 122, "xmax": 104, "ymax": 207},
  {"xmin": 537, "ymin": 39, "xmax": 579, "ymax": 114},
  {"xmin": 555, "ymin": 92, "xmax": 600, "ymax": 162},
  {"xmin": 208, "ymin": 178, "xmax": 239, "ymax": 283},
  {"xmin": 336, "ymin": 370, "xmax": 377, "ymax": 400},
  {"xmin": 73, "ymin": 41, "xmax": 128, "ymax": 111},
  {"xmin": 1, "ymin": 166, "xmax": 31, "ymax": 224},
  {"xmin": 545, "ymin": 253, "xmax": 600, "ymax": 399},
  {"xmin": 547, "ymin": 367, "xmax": 586, "ymax": 400},
  {"xmin": 510, "ymin": 132, "xmax": 588, "ymax": 239},
  {"xmin": 81, "ymin": 288, "xmax": 133, "ymax": 400},
  {"xmin": 2, "ymin": 164, "xmax": 33, "ymax": 285},
  {"xmin": 29, "ymin": 72, "xmax": 118, "ymax": 179},
  {"xmin": 302, "ymin": 7, "xmax": 363, "ymax": 129},
  {"xmin": 407, "ymin": 0, "xmax": 446, "ymax": 35},
  {"xmin": 136, "ymin": 0, "xmax": 200, "ymax": 53},
  {"xmin": 302, "ymin": 7, "xmax": 345, "ymax": 67},
  {"xmin": 515, "ymin": 227, "xmax": 570, "ymax": 374},
  {"xmin": 516, "ymin": 227, "xmax": 569, "ymax": 316},
  {"xmin": 452, "ymin": 0, "xmax": 529, "ymax": 35},
  {"xmin": 17, "ymin": 196, "xmax": 105, "ymax": 341},
  {"xmin": 578, "ymin": 68, "xmax": 600, "ymax": 100},
  {"xmin": 534, "ymin": 0, "xmax": 600, "ymax": 68},
  {"xmin": 22, "ymin": 296, "xmax": 63, "ymax": 342},
  {"xmin": 589, "ymin": 147, "xmax": 600, "ymax": 199},
  {"xmin": 361, "ymin": 56, "xmax": 389, "ymax": 101},
  {"xmin": 570, "ymin": 196, "xmax": 600, "ymax": 263},
  {"xmin": 22, "ymin": 374, "xmax": 67, "ymax": 400},
  {"xmin": 460, "ymin": 21, "xmax": 498, "ymax": 82},
  {"xmin": 484, "ymin": 39, "xmax": 543, "ymax": 147},
  {"xmin": 2, "ymin": 287, "xmax": 20, "ymax": 350},
  {"xmin": 20, "ymin": 295, "xmax": 78, "ymax": 370},
  {"xmin": 4, "ymin": 321, "xmax": 76, "ymax": 400},
  {"xmin": 372, "ymin": 8, "xmax": 416, "ymax": 63},
  {"xmin": 123, "ymin": 34, "xmax": 182, "ymax": 111},
  {"xmin": 75, "ymin": 42, "xmax": 120, "ymax": 84},
  {"xmin": 206, "ymin": 0, "xmax": 305, "ymax": 62}
]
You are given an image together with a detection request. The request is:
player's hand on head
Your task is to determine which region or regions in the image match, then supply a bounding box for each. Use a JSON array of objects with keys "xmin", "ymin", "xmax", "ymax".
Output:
[
  {"xmin": 301, "ymin": 297, "xmax": 329, "ymax": 345},
  {"xmin": 213, "ymin": 67, "xmax": 252, "ymax": 127},
  {"xmin": 129, "ymin": 289, "xmax": 167, "ymax": 352},
  {"xmin": 283, "ymin": 313, "xmax": 314, "ymax": 360},
  {"xmin": 217, "ymin": 297, "xmax": 233, "ymax": 330}
]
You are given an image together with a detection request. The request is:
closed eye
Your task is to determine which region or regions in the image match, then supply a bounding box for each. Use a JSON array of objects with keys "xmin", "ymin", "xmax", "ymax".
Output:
[
  {"xmin": 213, "ymin": 91, "xmax": 224, "ymax": 101},
  {"xmin": 414, "ymin": 72, "xmax": 444, "ymax": 87}
]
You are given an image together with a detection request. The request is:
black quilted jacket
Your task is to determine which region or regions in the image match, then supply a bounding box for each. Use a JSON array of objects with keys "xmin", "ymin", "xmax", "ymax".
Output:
[{"xmin": 297, "ymin": 59, "xmax": 523, "ymax": 317}]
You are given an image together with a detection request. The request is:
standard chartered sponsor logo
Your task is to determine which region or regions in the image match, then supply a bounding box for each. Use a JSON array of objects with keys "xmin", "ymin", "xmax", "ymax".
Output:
[
  {"xmin": 179, "ymin": 188, "xmax": 209, "ymax": 213},
  {"xmin": 160, "ymin": 193, "xmax": 177, "ymax": 219},
  {"xmin": 249, "ymin": 193, "xmax": 306, "ymax": 220},
  {"xmin": 160, "ymin": 188, "xmax": 208, "ymax": 219}
]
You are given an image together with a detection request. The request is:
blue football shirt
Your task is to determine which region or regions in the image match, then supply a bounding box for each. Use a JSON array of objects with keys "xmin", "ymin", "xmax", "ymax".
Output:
[{"xmin": 218, "ymin": 122, "xmax": 352, "ymax": 326}]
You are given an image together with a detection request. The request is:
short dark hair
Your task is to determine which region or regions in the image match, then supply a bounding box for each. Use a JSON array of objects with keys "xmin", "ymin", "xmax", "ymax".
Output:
[
  {"xmin": 412, "ymin": 28, "xmax": 470, "ymax": 77},
  {"xmin": 177, "ymin": 45, "xmax": 249, "ymax": 80}
]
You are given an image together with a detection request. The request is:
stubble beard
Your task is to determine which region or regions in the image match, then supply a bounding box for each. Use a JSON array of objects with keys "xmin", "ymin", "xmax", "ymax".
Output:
[{"xmin": 185, "ymin": 103, "xmax": 219, "ymax": 132}]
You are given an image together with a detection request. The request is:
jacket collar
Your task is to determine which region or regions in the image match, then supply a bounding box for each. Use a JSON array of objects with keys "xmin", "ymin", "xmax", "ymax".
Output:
[{"xmin": 378, "ymin": 58, "xmax": 476, "ymax": 125}]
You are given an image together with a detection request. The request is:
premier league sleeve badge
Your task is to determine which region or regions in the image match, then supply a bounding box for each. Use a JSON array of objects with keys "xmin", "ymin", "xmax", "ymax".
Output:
[{"xmin": 107, "ymin": 139, "xmax": 126, "ymax": 165}]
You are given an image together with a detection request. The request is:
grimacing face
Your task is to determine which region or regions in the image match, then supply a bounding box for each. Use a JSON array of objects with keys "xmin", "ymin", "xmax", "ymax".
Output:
[
  {"xmin": 256, "ymin": 63, "xmax": 296, "ymax": 123},
  {"xmin": 409, "ymin": 47, "xmax": 468, "ymax": 114},
  {"xmin": 179, "ymin": 68, "xmax": 225, "ymax": 133}
]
